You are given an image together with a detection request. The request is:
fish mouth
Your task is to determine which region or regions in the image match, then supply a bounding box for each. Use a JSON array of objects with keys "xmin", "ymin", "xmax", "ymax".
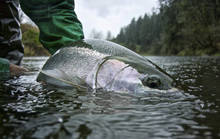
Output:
[{"xmin": 137, "ymin": 85, "xmax": 179, "ymax": 94}]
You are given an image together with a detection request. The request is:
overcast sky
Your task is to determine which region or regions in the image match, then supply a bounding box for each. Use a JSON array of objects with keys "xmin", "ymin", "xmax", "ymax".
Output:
[{"xmin": 75, "ymin": 0, "xmax": 158, "ymax": 38}]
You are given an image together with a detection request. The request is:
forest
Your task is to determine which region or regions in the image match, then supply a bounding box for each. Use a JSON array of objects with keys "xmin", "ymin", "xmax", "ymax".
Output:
[{"xmin": 114, "ymin": 0, "xmax": 220, "ymax": 56}]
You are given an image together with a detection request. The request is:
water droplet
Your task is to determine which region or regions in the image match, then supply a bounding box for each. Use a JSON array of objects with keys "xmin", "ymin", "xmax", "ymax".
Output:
[{"xmin": 58, "ymin": 118, "xmax": 63, "ymax": 123}]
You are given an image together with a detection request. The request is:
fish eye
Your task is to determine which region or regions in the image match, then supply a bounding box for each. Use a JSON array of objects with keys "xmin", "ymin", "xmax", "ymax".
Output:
[{"xmin": 141, "ymin": 75, "xmax": 161, "ymax": 89}]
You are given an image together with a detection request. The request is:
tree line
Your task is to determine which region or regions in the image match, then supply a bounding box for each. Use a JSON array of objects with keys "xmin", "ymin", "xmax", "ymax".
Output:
[{"xmin": 114, "ymin": 0, "xmax": 220, "ymax": 56}]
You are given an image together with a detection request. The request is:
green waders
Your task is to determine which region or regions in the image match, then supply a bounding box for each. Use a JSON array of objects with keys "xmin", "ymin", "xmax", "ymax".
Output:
[
  {"xmin": 20, "ymin": 0, "xmax": 84, "ymax": 54},
  {"xmin": 0, "ymin": 0, "xmax": 84, "ymax": 79}
]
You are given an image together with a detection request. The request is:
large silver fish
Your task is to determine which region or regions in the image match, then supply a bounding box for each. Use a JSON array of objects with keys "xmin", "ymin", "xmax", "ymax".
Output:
[{"xmin": 37, "ymin": 39, "xmax": 174, "ymax": 93}]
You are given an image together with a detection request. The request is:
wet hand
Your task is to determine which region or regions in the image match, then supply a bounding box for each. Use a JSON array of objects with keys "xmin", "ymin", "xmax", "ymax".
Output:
[{"xmin": 9, "ymin": 63, "xmax": 29, "ymax": 77}]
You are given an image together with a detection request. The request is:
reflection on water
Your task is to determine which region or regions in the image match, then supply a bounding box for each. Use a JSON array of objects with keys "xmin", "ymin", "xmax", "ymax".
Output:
[{"xmin": 0, "ymin": 56, "xmax": 220, "ymax": 139}]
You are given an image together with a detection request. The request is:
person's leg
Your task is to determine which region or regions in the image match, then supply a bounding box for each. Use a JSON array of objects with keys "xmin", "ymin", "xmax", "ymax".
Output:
[
  {"xmin": 0, "ymin": 0, "xmax": 24, "ymax": 65},
  {"xmin": 20, "ymin": 0, "xmax": 84, "ymax": 54}
]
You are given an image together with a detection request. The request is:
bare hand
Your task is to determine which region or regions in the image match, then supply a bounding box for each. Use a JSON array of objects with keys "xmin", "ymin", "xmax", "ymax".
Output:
[{"xmin": 9, "ymin": 64, "xmax": 29, "ymax": 77}]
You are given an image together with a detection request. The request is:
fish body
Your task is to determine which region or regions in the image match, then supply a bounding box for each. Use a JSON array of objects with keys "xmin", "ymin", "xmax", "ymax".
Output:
[{"xmin": 37, "ymin": 39, "xmax": 174, "ymax": 92}]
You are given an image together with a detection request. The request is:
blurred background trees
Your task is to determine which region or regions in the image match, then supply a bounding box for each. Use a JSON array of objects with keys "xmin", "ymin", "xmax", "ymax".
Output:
[{"xmin": 114, "ymin": 0, "xmax": 220, "ymax": 56}]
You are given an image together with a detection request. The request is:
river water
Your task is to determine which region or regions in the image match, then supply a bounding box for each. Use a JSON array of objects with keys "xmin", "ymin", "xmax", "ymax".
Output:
[{"xmin": 0, "ymin": 56, "xmax": 219, "ymax": 139}]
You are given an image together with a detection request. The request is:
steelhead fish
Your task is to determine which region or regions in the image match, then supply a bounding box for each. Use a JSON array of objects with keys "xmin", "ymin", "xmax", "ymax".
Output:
[{"xmin": 37, "ymin": 39, "xmax": 174, "ymax": 93}]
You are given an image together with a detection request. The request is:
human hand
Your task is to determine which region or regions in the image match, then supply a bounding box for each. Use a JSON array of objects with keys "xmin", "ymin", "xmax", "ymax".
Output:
[{"xmin": 9, "ymin": 63, "xmax": 29, "ymax": 77}]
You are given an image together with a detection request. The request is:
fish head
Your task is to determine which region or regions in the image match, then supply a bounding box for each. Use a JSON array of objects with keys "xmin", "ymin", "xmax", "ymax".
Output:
[
  {"xmin": 107, "ymin": 56, "xmax": 175, "ymax": 91},
  {"xmin": 140, "ymin": 73, "xmax": 173, "ymax": 90},
  {"xmin": 137, "ymin": 59, "xmax": 174, "ymax": 90}
]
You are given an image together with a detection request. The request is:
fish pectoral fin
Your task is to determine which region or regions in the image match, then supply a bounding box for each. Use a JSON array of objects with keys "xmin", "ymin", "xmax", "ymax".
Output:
[{"xmin": 40, "ymin": 69, "xmax": 87, "ymax": 91}]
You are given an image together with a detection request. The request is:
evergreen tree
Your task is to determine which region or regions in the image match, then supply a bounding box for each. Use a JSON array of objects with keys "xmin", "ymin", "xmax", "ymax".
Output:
[{"xmin": 114, "ymin": 0, "xmax": 220, "ymax": 56}]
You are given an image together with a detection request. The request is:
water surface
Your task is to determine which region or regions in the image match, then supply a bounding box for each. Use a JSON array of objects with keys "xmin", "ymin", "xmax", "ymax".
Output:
[{"xmin": 0, "ymin": 56, "xmax": 219, "ymax": 139}]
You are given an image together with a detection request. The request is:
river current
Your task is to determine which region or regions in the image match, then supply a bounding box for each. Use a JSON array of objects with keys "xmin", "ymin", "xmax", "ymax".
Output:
[{"xmin": 0, "ymin": 56, "xmax": 219, "ymax": 139}]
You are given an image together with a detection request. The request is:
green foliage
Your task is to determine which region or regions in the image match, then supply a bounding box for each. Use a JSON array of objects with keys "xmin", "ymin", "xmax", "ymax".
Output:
[
  {"xmin": 21, "ymin": 24, "xmax": 50, "ymax": 56},
  {"xmin": 114, "ymin": 13, "xmax": 162, "ymax": 54},
  {"xmin": 114, "ymin": 0, "xmax": 220, "ymax": 56}
]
